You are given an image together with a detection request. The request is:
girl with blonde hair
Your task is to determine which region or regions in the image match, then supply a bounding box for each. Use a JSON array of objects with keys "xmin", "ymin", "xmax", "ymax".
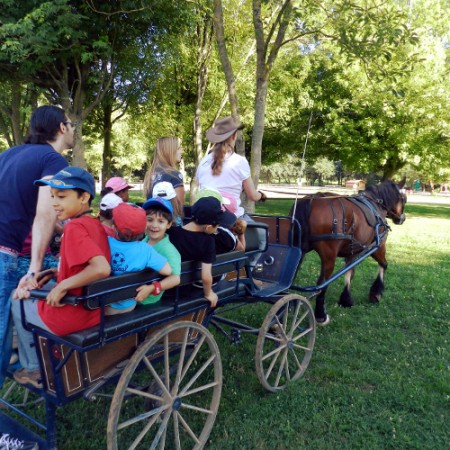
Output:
[{"xmin": 143, "ymin": 136, "xmax": 185, "ymax": 225}]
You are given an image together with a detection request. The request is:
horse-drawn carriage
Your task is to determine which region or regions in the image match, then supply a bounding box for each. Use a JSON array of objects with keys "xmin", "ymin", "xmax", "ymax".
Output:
[{"xmin": 0, "ymin": 181, "xmax": 406, "ymax": 449}]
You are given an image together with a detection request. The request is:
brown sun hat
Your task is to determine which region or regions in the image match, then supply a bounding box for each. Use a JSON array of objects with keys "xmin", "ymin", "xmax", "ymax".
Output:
[{"xmin": 206, "ymin": 116, "xmax": 244, "ymax": 143}]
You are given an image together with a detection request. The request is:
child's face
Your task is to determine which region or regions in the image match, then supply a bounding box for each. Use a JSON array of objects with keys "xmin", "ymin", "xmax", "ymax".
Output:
[
  {"xmin": 51, "ymin": 187, "xmax": 90, "ymax": 221},
  {"xmin": 116, "ymin": 189, "xmax": 129, "ymax": 202},
  {"xmin": 146, "ymin": 212, "xmax": 172, "ymax": 242}
]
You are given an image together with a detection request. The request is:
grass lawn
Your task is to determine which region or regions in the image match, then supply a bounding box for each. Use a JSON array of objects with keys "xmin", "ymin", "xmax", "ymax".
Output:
[{"xmin": 2, "ymin": 199, "xmax": 449, "ymax": 449}]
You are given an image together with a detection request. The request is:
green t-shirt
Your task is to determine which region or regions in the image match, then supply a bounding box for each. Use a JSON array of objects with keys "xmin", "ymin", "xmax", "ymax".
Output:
[{"xmin": 141, "ymin": 234, "xmax": 181, "ymax": 305}]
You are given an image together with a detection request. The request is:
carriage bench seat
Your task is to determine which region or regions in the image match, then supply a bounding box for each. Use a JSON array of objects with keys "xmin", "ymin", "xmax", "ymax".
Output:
[{"xmin": 29, "ymin": 250, "xmax": 249, "ymax": 349}]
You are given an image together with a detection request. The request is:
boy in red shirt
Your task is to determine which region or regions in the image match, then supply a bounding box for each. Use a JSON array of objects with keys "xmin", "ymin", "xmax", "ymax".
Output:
[{"xmin": 12, "ymin": 167, "xmax": 111, "ymax": 388}]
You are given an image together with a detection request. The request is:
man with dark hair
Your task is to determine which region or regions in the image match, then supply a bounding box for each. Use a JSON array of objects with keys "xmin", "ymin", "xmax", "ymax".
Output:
[{"xmin": 0, "ymin": 105, "xmax": 71, "ymax": 392}]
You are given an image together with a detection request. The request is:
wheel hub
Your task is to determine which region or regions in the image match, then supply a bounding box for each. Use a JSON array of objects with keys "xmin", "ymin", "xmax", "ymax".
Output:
[{"xmin": 172, "ymin": 397, "xmax": 182, "ymax": 411}]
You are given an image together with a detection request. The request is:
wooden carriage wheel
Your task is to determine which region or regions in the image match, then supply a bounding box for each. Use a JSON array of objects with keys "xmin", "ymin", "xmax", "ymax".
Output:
[
  {"xmin": 255, "ymin": 294, "xmax": 316, "ymax": 392},
  {"xmin": 107, "ymin": 321, "xmax": 222, "ymax": 450}
]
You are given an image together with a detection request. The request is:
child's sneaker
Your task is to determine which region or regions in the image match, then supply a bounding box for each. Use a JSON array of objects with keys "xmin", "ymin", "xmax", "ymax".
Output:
[
  {"xmin": 0, "ymin": 433, "xmax": 38, "ymax": 449},
  {"xmin": 13, "ymin": 368, "xmax": 43, "ymax": 389}
]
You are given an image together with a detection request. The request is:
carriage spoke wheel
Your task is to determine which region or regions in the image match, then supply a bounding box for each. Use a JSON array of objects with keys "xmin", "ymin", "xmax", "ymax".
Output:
[
  {"xmin": 255, "ymin": 294, "xmax": 316, "ymax": 392},
  {"xmin": 107, "ymin": 321, "xmax": 222, "ymax": 450}
]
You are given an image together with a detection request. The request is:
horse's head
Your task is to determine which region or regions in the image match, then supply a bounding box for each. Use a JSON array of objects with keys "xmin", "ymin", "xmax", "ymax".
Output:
[
  {"xmin": 366, "ymin": 180, "xmax": 406, "ymax": 225},
  {"xmin": 385, "ymin": 179, "xmax": 407, "ymax": 225}
]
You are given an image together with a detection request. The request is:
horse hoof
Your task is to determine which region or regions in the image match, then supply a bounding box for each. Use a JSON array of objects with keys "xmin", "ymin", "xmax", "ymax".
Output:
[
  {"xmin": 316, "ymin": 315, "xmax": 331, "ymax": 326},
  {"xmin": 369, "ymin": 294, "xmax": 381, "ymax": 303}
]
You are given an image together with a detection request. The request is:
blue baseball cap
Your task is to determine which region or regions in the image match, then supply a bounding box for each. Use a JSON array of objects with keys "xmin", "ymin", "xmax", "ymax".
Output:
[
  {"xmin": 34, "ymin": 166, "xmax": 96, "ymax": 198},
  {"xmin": 142, "ymin": 196, "xmax": 174, "ymax": 215}
]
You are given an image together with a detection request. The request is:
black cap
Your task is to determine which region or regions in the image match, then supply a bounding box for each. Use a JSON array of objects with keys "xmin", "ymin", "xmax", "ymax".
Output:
[{"xmin": 191, "ymin": 197, "xmax": 236, "ymax": 227}]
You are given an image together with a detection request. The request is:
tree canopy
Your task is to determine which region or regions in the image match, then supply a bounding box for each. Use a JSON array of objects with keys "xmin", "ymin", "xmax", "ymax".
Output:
[{"xmin": 0, "ymin": 0, "xmax": 448, "ymax": 187}]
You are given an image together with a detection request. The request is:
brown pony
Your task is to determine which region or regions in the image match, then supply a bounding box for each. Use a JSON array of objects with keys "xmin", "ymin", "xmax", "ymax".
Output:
[{"xmin": 290, "ymin": 180, "xmax": 406, "ymax": 325}]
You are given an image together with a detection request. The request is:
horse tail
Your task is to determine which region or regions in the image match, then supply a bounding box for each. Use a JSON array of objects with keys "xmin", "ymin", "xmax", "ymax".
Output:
[{"xmin": 290, "ymin": 197, "xmax": 312, "ymax": 253}]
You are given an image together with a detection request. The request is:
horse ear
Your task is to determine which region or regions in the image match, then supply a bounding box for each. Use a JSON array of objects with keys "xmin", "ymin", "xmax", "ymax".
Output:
[{"xmin": 398, "ymin": 177, "xmax": 406, "ymax": 189}]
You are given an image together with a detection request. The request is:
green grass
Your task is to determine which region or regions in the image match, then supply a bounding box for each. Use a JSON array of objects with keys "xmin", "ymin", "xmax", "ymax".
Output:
[{"xmin": 3, "ymin": 199, "xmax": 449, "ymax": 449}]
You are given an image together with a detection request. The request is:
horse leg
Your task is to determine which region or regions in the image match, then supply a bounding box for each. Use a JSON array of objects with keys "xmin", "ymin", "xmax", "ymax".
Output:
[
  {"xmin": 369, "ymin": 244, "xmax": 388, "ymax": 303},
  {"xmin": 339, "ymin": 265, "xmax": 355, "ymax": 308},
  {"xmin": 314, "ymin": 253, "xmax": 336, "ymax": 325}
]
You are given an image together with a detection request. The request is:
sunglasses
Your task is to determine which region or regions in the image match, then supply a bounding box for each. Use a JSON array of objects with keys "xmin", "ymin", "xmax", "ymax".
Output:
[{"xmin": 63, "ymin": 121, "xmax": 79, "ymax": 127}]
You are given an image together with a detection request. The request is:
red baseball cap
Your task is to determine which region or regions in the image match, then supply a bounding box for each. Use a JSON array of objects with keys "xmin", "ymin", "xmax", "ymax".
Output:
[{"xmin": 112, "ymin": 203, "xmax": 146, "ymax": 238}]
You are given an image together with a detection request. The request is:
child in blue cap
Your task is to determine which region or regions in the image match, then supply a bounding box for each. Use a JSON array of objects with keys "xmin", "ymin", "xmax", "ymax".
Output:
[{"xmin": 11, "ymin": 166, "xmax": 111, "ymax": 389}]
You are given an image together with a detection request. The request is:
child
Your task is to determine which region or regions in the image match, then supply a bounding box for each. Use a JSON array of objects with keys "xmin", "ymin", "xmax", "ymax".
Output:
[
  {"xmin": 167, "ymin": 197, "xmax": 236, "ymax": 307},
  {"xmin": 152, "ymin": 181, "xmax": 183, "ymax": 226},
  {"xmin": 98, "ymin": 192, "xmax": 123, "ymax": 237},
  {"xmin": 106, "ymin": 202, "xmax": 172, "ymax": 315},
  {"xmin": 135, "ymin": 196, "xmax": 181, "ymax": 304},
  {"xmin": 195, "ymin": 188, "xmax": 246, "ymax": 253},
  {"xmin": 104, "ymin": 176, "xmax": 133, "ymax": 202},
  {"xmin": 12, "ymin": 166, "xmax": 111, "ymax": 388}
]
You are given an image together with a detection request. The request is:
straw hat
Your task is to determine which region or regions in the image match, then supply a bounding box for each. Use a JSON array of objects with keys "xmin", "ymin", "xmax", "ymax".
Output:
[{"xmin": 206, "ymin": 116, "xmax": 244, "ymax": 143}]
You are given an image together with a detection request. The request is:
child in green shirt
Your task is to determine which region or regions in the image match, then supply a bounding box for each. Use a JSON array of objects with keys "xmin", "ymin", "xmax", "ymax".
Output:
[{"xmin": 136, "ymin": 197, "xmax": 181, "ymax": 304}]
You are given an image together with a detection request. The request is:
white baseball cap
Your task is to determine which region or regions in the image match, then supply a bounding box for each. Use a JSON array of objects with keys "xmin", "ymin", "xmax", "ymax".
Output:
[
  {"xmin": 100, "ymin": 193, "xmax": 123, "ymax": 211},
  {"xmin": 152, "ymin": 181, "xmax": 177, "ymax": 200}
]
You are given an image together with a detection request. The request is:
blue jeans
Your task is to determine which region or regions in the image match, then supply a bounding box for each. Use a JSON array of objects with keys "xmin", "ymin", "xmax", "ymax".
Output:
[{"xmin": 0, "ymin": 252, "xmax": 18, "ymax": 387}]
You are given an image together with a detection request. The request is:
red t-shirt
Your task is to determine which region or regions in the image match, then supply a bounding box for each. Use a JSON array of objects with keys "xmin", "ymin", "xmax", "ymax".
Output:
[{"xmin": 38, "ymin": 215, "xmax": 111, "ymax": 335}]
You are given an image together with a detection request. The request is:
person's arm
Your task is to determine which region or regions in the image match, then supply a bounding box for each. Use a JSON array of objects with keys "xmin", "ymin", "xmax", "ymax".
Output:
[
  {"xmin": 235, "ymin": 235, "xmax": 246, "ymax": 251},
  {"xmin": 16, "ymin": 184, "xmax": 57, "ymax": 292},
  {"xmin": 45, "ymin": 255, "xmax": 111, "ymax": 307},
  {"xmin": 158, "ymin": 262, "xmax": 172, "ymax": 277},
  {"xmin": 135, "ymin": 274, "xmax": 181, "ymax": 302},
  {"xmin": 175, "ymin": 185, "xmax": 185, "ymax": 206},
  {"xmin": 242, "ymin": 177, "xmax": 266, "ymax": 202},
  {"xmin": 201, "ymin": 262, "xmax": 218, "ymax": 307}
]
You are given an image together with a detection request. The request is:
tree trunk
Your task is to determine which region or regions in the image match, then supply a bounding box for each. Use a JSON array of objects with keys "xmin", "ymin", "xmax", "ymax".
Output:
[
  {"xmin": 10, "ymin": 81, "xmax": 23, "ymax": 145},
  {"xmin": 191, "ymin": 16, "xmax": 214, "ymax": 202},
  {"xmin": 102, "ymin": 102, "xmax": 113, "ymax": 185},
  {"xmin": 212, "ymin": 0, "xmax": 244, "ymax": 155}
]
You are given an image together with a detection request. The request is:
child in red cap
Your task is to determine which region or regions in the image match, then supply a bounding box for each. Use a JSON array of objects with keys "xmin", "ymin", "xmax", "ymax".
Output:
[{"xmin": 106, "ymin": 203, "xmax": 172, "ymax": 314}]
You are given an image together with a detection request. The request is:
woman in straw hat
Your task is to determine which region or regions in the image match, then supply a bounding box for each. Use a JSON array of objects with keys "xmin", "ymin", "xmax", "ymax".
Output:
[{"xmin": 196, "ymin": 117, "xmax": 267, "ymax": 261}]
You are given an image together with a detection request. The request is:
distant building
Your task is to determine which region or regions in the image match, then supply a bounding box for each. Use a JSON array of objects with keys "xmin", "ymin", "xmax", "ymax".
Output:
[{"xmin": 345, "ymin": 179, "xmax": 366, "ymax": 191}]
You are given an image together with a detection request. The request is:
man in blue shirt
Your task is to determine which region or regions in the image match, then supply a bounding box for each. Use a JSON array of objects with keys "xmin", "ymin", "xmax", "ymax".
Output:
[{"xmin": 0, "ymin": 105, "xmax": 71, "ymax": 390}]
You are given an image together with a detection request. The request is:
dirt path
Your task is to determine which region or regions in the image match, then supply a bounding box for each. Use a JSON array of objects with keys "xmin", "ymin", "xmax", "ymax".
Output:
[{"xmin": 259, "ymin": 183, "xmax": 450, "ymax": 205}]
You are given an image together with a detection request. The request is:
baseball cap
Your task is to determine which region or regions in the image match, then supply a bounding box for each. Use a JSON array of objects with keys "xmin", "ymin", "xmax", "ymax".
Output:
[
  {"xmin": 152, "ymin": 181, "xmax": 176, "ymax": 200},
  {"xmin": 196, "ymin": 187, "xmax": 227, "ymax": 204},
  {"xmin": 105, "ymin": 176, "xmax": 133, "ymax": 193},
  {"xmin": 100, "ymin": 193, "xmax": 123, "ymax": 211},
  {"xmin": 112, "ymin": 203, "xmax": 147, "ymax": 238},
  {"xmin": 191, "ymin": 197, "xmax": 236, "ymax": 227},
  {"xmin": 142, "ymin": 196, "xmax": 174, "ymax": 215},
  {"xmin": 219, "ymin": 191, "xmax": 238, "ymax": 214},
  {"xmin": 34, "ymin": 166, "xmax": 95, "ymax": 197}
]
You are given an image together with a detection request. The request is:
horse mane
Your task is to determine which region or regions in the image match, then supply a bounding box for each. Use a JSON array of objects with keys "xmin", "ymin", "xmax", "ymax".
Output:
[
  {"xmin": 291, "ymin": 197, "xmax": 312, "ymax": 253},
  {"xmin": 364, "ymin": 181, "xmax": 399, "ymax": 212}
]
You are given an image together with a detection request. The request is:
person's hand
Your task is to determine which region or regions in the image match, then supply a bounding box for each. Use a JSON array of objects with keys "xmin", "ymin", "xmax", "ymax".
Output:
[
  {"xmin": 36, "ymin": 268, "xmax": 58, "ymax": 287},
  {"xmin": 46, "ymin": 283, "xmax": 67, "ymax": 307},
  {"xmin": 232, "ymin": 218, "xmax": 247, "ymax": 235},
  {"xmin": 204, "ymin": 291, "xmax": 218, "ymax": 308},
  {"xmin": 135, "ymin": 284, "xmax": 154, "ymax": 302},
  {"xmin": 258, "ymin": 191, "xmax": 267, "ymax": 202},
  {"xmin": 13, "ymin": 287, "xmax": 31, "ymax": 300},
  {"xmin": 16, "ymin": 272, "xmax": 38, "ymax": 293}
]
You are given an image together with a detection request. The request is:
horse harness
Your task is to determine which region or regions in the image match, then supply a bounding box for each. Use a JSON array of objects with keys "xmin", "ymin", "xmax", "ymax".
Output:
[{"xmin": 309, "ymin": 193, "xmax": 390, "ymax": 254}]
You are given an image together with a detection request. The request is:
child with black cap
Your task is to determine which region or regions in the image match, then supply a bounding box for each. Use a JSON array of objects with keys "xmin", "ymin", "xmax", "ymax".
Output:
[{"xmin": 167, "ymin": 196, "xmax": 236, "ymax": 307}]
